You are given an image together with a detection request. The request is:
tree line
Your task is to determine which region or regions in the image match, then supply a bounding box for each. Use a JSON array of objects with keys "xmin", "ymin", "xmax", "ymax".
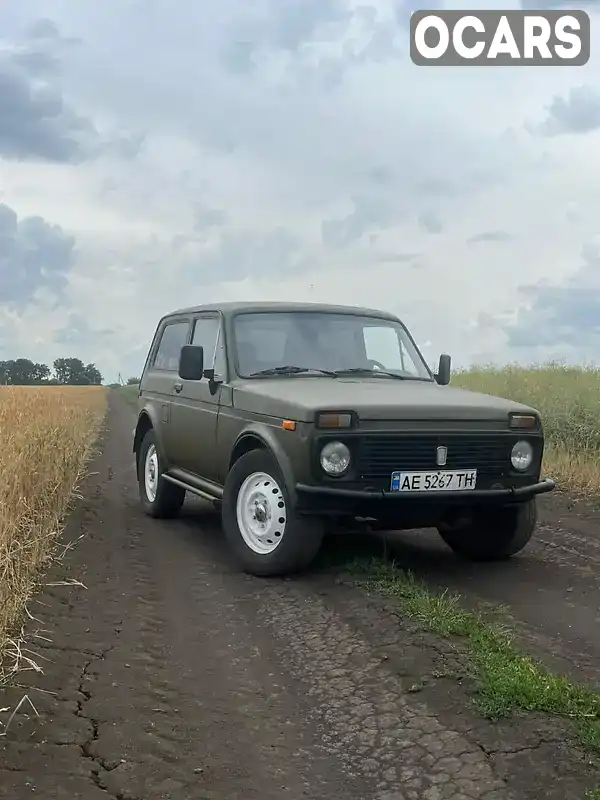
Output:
[{"xmin": 0, "ymin": 357, "xmax": 103, "ymax": 386}]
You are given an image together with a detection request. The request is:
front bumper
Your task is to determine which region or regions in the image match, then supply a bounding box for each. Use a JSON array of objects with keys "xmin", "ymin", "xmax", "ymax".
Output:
[{"xmin": 295, "ymin": 477, "xmax": 555, "ymax": 514}]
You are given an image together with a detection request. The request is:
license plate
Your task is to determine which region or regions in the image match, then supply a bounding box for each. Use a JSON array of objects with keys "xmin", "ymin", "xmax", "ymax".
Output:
[{"xmin": 390, "ymin": 469, "xmax": 477, "ymax": 492}]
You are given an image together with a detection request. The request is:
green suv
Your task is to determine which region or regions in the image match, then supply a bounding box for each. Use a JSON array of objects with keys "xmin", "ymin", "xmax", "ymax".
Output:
[{"xmin": 132, "ymin": 301, "xmax": 555, "ymax": 576}]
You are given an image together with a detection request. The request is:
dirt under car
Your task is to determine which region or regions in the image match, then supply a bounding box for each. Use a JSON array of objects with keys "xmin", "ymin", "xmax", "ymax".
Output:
[{"xmin": 132, "ymin": 301, "xmax": 555, "ymax": 576}]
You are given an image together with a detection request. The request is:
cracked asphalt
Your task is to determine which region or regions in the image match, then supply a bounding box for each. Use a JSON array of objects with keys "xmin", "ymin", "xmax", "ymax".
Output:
[{"xmin": 0, "ymin": 392, "xmax": 599, "ymax": 799}]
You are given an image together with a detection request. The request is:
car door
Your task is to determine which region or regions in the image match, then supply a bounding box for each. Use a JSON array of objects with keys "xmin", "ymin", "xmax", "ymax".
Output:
[
  {"xmin": 141, "ymin": 316, "xmax": 192, "ymax": 465},
  {"xmin": 167, "ymin": 312, "xmax": 226, "ymax": 481}
]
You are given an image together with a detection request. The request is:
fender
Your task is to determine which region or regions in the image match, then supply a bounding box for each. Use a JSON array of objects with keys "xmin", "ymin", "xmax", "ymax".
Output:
[
  {"xmin": 133, "ymin": 405, "xmax": 169, "ymax": 470},
  {"xmin": 230, "ymin": 423, "xmax": 298, "ymax": 507}
]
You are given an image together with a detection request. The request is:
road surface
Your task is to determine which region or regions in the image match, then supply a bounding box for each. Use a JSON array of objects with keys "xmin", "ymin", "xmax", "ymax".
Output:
[{"xmin": 0, "ymin": 392, "xmax": 598, "ymax": 799}]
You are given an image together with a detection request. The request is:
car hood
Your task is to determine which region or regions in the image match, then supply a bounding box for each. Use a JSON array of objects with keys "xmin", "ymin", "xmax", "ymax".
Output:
[{"xmin": 231, "ymin": 377, "xmax": 538, "ymax": 423}]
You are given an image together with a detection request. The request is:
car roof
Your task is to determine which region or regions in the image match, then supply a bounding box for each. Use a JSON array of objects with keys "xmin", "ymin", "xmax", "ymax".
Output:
[{"xmin": 165, "ymin": 300, "xmax": 400, "ymax": 321}]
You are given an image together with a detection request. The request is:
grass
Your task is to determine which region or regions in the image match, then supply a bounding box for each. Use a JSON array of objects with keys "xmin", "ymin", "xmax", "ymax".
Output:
[
  {"xmin": 347, "ymin": 558, "xmax": 600, "ymax": 753},
  {"xmin": 119, "ymin": 383, "xmax": 140, "ymax": 408},
  {"xmin": 453, "ymin": 363, "xmax": 600, "ymax": 496},
  {"xmin": 0, "ymin": 386, "xmax": 107, "ymax": 658}
]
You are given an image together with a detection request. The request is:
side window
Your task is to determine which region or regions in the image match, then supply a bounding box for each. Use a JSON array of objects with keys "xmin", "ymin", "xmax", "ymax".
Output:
[
  {"xmin": 191, "ymin": 316, "xmax": 225, "ymax": 377},
  {"xmin": 153, "ymin": 321, "xmax": 189, "ymax": 371},
  {"xmin": 363, "ymin": 326, "xmax": 421, "ymax": 375},
  {"xmin": 363, "ymin": 326, "xmax": 405, "ymax": 371}
]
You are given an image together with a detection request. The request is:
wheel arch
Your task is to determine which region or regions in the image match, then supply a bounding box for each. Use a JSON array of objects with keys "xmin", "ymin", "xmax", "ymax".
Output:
[
  {"xmin": 133, "ymin": 408, "xmax": 163, "ymax": 470},
  {"xmin": 228, "ymin": 427, "xmax": 298, "ymax": 506}
]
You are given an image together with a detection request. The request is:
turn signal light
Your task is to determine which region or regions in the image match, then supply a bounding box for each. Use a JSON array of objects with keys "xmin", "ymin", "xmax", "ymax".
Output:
[
  {"xmin": 281, "ymin": 419, "xmax": 297, "ymax": 431},
  {"xmin": 317, "ymin": 412, "xmax": 353, "ymax": 429},
  {"xmin": 509, "ymin": 414, "xmax": 538, "ymax": 430}
]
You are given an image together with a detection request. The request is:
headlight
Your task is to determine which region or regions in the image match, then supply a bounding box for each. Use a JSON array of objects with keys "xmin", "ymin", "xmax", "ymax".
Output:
[
  {"xmin": 511, "ymin": 440, "xmax": 533, "ymax": 471},
  {"xmin": 320, "ymin": 441, "xmax": 351, "ymax": 475}
]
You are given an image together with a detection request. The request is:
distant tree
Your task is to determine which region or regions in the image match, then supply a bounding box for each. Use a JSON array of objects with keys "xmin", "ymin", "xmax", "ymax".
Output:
[
  {"xmin": 53, "ymin": 357, "xmax": 103, "ymax": 385},
  {"xmin": 0, "ymin": 356, "xmax": 103, "ymax": 385},
  {"xmin": 0, "ymin": 359, "xmax": 51, "ymax": 385},
  {"xmin": 126, "ymin": 376, "xmax": 140, "ymax": 385}
]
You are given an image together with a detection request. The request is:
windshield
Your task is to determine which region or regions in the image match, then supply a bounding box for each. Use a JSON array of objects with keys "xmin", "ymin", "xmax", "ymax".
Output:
[{"xmin": 233, "ymin": 311, "xmax": 433, "ymax": 381}]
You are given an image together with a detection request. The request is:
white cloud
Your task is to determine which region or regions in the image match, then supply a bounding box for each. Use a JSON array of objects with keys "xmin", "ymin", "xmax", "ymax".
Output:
[{"xmin": 1, "ymin": 0, "xmax": 600, "ymax": 380}]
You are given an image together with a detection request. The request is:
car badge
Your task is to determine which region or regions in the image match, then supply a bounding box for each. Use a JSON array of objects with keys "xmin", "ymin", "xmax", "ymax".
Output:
[{"xmin": 436, "ymin": 445, "xmax": 448, "ymax": 467}]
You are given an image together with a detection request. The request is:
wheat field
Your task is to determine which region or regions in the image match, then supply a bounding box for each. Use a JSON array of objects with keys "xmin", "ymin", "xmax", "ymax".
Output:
[
  {"xmin": 0, "ymin": 386, "xmax": 107, "ymax": 654},
  {"xmin": 454, "ymin": 364, "xmax": 600, "ymax": 496}
]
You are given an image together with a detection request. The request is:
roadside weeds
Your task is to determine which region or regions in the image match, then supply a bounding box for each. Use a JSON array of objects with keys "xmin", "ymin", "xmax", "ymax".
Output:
[{"xmin": 345, "ymin": 557, "xmax": 600, "ymax": 755}]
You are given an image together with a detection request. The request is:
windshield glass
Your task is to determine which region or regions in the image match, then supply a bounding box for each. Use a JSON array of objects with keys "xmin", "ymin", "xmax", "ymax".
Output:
[{"xmin": 233, "ymin": 311, "xmax": 433, "ymax": 381}]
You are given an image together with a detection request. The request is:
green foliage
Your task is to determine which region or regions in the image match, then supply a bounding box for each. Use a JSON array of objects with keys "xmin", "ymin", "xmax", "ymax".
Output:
[{"xmin": 0, "ymin": 357, "xmax": 103, "ymax": 386}]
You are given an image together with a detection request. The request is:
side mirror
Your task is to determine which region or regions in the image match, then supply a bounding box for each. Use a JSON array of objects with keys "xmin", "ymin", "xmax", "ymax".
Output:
[
  {"xmin": 435, "ymin": 353, "xmax": 451, "ymax": 385},
  {"xmin": 178, "ymin": 345, "xmax": 204, "ymax": 381}
]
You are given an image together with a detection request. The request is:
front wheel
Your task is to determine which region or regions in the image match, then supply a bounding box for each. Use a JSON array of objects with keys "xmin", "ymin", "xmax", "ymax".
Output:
[
  {"xmin": 438, "ymin": 499, "xmax": 537, "ymax": 562},
  {"xmin": 222, "ymin": 449, "xmax": 324, "ymax": 576}
]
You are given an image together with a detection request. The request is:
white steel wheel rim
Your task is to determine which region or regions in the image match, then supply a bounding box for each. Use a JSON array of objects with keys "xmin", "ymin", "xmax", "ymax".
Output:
[
  {"xmin": 144, "ymin": 444, "xmax": 159, "ymax": 502},
  {"xmin": 236, "ymin": 471, "xmax": 287, "ymax": 555}
]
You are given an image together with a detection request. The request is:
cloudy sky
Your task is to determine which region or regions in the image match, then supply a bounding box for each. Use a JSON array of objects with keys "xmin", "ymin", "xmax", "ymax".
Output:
[{"xmin": 1, "ymin": 0, "xmax": 599, "ymax": 382}]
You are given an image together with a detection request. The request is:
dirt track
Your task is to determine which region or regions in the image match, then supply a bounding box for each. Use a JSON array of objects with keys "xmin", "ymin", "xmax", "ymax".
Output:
[{"xmin": 1, "ymin": 392, "xmax": 599, "ymax": 799}]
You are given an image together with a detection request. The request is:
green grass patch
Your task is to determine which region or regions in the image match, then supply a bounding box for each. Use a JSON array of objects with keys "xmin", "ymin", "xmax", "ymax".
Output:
[
  {"xmin": 347, "ymin": 558, "xmax": 600, "ymax": 751},
  {"xmin": 118, "ymin": 383, "xmax": 140, "ymax": 408}
]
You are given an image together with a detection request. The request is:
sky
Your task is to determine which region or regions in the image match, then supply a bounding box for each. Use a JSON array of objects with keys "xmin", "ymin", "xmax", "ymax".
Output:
[{"xmin": 1, "ymin": 0, "xmax": 600, "ymax": 382}]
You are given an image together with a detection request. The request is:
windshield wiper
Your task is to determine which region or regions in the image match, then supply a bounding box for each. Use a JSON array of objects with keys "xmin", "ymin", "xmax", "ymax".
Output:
[
  {"xmin": 249, "ymin": 365, "xmax": 338, "ymax": 377},
  {"xmin": 333, "ymin": 367, "xmax": 406, "ymax": 379}
]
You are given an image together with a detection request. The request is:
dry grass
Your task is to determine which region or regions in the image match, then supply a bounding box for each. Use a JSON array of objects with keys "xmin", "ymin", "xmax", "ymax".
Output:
[
  {"xmin": 0, "ymin": 386, "xmax": 107, "ymax": 656},
  {"xmin": 453, "ymin": 364, "xmax": 600, "ymax": 496}
]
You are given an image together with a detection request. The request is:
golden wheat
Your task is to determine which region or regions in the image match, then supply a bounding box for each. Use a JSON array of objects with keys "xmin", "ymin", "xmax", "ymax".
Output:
[
  {"xmin": 0, "ymin": 386, "xmax": 107, "ymax": 652},
  {"xmin": 454, "ymin": 364, "xmax": 600, "ymax": 496}
]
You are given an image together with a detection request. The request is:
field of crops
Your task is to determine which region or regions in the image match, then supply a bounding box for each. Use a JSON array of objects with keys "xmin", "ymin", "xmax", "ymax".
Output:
[
  {"xmin": 0, "ymin": 386, "xmax": 107, "ymax": 655},
  {"xmin": 454, "ymin": 364, "xmax": 600, "ymax": 495}
]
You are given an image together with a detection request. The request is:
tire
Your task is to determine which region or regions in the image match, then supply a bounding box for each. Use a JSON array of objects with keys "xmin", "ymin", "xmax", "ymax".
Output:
[
  {"xmin": 137, "ymin": 429, "xmax": 186, "ymax": 518},
  {"xmin": 438, "ymin": 499, "xmax": 537, "ymax": 562},
  {"xmin": 222, "ymin": 449, "xmax": 324, "ymax": 577}
]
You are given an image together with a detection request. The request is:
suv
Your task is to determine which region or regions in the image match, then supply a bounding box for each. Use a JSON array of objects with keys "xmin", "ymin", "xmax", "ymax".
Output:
[{"xmin": 132, "ymin": 301, "xmax": 555, "ymax": 576}]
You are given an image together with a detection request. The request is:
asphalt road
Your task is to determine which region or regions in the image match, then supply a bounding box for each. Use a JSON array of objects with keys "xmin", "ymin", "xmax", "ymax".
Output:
[{"xmin": 0, "ymin": 392, "xmax": 598, "ymax": 799}]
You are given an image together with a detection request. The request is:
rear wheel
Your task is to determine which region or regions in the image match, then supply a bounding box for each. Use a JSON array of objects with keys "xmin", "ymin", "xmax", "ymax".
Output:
[
  {"xmin": 137, "ymin": 429, "xmax": 186, "ymax": 518},
  {"xmin": 438, "ymin": 499, "xmax": 536, "ymax": 561},
  {"xmin": 222, "ymin": 449, "xmax": 324, "ymax": 576}
]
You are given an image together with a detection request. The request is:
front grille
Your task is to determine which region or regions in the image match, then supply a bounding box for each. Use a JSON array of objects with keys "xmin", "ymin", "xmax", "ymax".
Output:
[{"xmin": 356, "ymin": 433, "xmax": 518, "ymax": 485}]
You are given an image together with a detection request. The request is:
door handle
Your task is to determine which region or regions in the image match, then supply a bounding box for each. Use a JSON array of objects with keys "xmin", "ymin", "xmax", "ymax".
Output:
[{"xmin": 173, "ymin": 382, "xmax": 183, "ymax": 394}]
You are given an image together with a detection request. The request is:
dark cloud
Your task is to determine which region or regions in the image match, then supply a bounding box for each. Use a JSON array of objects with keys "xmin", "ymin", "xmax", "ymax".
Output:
[
  {"xmin": 0, "ymin": 202, "xmax": 75, "ymax": 306},
  {"xmin": 0, "ymin": 66, "xmax": 99, "ymax": 162},
  {"xmin": 468, "ymin": 230, "xmax": 513, "ymax": 244},
  {"xmin": 505, "ymin": 242, "xmax": 600, "ymax": 348},
  {"xmin": 418, "ymin": 212, "xmax": 443, "ymax": 234},
  {"xmin": 538, "ymin": 86, "xmax": 600, "ymax": 137},
  {"xmin": 0, "ymin": 21, "xmax": 140, "ymax": 163}
]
